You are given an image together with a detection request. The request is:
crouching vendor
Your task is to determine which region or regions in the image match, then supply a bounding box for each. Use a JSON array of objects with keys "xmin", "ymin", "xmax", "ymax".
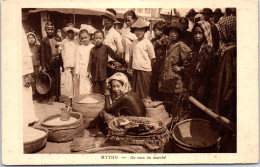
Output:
[{"xmin": 98, "ymin": 72, "xmax": 146, "ymax": 135}]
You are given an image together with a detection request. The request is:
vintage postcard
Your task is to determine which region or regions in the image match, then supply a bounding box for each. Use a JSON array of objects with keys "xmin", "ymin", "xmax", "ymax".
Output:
[{"xmin": 1, "ymin": 0, "xmax": 258, "ymax": 165}]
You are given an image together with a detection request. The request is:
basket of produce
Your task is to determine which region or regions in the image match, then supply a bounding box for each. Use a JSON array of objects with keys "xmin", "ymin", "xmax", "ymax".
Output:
[
  {"xmin": 172, "ymin": 118, "xmax": 221, "ymax": 153},
  {"xmin": 108, "ymin": 116, "xmax": 170, "ymax": 153},
  {"xmin": 72, "ymin": 94, "xmax": 105, "ymax": 129},
  {"xmin": 41, "ymin": 112, "xmax": 84, "ymax": 142},
  {"xmin": 24, "ymin": 127, "xmax": 48, "ymax": 153}
]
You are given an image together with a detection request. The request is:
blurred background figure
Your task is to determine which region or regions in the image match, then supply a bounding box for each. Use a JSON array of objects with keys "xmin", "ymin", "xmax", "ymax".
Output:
[
  {"xmin": 213, "ymin": 8, "xmax": 224, "ymax": 24},
  {"xmin": 185, "ymin": 9, "xmax": 197, "ymax": 32},
  {"xmin": 225, "ymin": 8, "xmax": 236, "ymax": 17}
]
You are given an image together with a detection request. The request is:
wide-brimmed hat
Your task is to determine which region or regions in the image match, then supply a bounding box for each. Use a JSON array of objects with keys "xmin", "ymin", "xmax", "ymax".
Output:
[
  {"xmin": 163, "ymin": 21, "xmax": 184, "ymax": 36},
  {"xmin": 200, "ymin": 8, "xmax": 213, "ymax": 16},
  {"xmin": 36, "ymin": 71, "xmax": 52, "ymax": 95},
  {"xmin": 102, "ymin": 8, "xmax": 117, "ymax": 22},
  {"xmin": 130, "ymin": 18, "xmax": 149, "ymax": 33},
  {"xmin": 186, "ymin": 9, "xmax": 197, "ymax": 17}
]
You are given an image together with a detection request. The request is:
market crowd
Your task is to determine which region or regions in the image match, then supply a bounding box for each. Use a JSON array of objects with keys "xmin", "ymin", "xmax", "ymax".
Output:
[{"xmin": 23, "ymin": 8, "xmax": 237, "ymax": 150}]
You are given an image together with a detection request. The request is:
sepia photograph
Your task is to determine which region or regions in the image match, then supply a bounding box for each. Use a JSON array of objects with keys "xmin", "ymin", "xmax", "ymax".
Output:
[
  {"xmin": 2, "ymin": 0, "xmax": 258, "ymax": 165},
  {"xmin": 22, "ymin": 7, "xmax": 236, "ymax": 154}
]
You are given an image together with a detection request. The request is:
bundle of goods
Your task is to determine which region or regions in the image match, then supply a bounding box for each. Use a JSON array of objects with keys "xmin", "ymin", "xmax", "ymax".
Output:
[
  {"xmin": 108, "ymin": 116, "xmax": 170, "ymax": 153},
  {"xmin": 72, "ymin": 94, "xmax": 105, "ymax": 129},
  {"xmin": 24, "ymin": 127, "xmax": 48, "ymax": 153},
  {"xmin": 107, "ymin": 61, "xmax": 127, "ymax": 77},
  {"xmin": 172, "ymin": 119, "xmax": 221, "ymax": 153},
  {"xmin": 41, "ymin": 112, "xmax": 84, "ymax": 142}
]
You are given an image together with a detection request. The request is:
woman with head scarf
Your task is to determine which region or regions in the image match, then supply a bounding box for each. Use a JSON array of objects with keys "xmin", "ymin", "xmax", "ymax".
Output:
[
  {"xmin": 189, "ymin": 21, "xmax": 215, "ymax": 105},
  {"xmin": 97, "ymin": 72, "xmax": 146, "ymax": 135},
  {"xmin": 208, "ymin": 16, "xmax": 236, "ymax": 119}
]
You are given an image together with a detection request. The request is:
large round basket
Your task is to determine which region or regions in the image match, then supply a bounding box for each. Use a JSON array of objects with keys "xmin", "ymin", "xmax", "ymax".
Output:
[
  {"xmin": 24, "ymin": 127, "xmax": 48, "ymax": 153},
  {"xmin": 41, "ymin": 112, "xmax": 84, "ymax": 143},
  {"xmin": 108, "ymin": 116, "xmax": 170, "ymax": 153},
  {"xmin": 72, "ymin": 94, "xmax": 105, "ymax": 129},
  {"xmin": 172, "ymin": 118, "xmax": 221, "ymax": 153}
]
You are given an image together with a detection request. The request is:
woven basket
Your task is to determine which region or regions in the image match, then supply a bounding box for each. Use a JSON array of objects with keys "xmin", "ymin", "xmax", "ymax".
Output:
[
  {"xmin": 41, "ymin": 112, "xmax": 84, "ymax": 143},
  {"xmin": 72, "ymin": 94, "xmax": 105, "ymax": 129},
  {"xmin": 24, "ymin": 127, "xmax": 48, "ymax": 153},
  {"xmin": 108, "ymin": 116, "xmax": 170, "ymax": 153}
]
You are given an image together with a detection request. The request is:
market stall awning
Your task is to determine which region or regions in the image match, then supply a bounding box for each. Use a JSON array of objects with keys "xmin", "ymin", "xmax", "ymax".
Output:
[
  {"xmin": 29, "ymin": 8, "xmax": 105, "ymax": 16},
  {"xmin": 29, "ymin": 8, "xmax": 152, "ymax": 19}
]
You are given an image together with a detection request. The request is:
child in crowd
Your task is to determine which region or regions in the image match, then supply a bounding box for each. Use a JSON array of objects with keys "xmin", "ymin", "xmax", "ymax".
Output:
[
  {"xmin": 150, "ymin": 41, "xmax": 167, "ymax": 101},
  {"xmin": 158, "ymin": 21, "xmax": 191, "ymax": 119},
  {"xmin": 128, "ymin": 18, "xmax": 155, "ymax": 100},
  {"xmin": 88, "ymin": 30, "xmax": 126, "ymax": 95},
  {"xmin": 75, "ymin": 27, "xmax": 95, "ymax": 95},
  {"xmin": 189, "ymin": 21, "xmax": 215, "ymax": 105},
  {"xmin": 41, "ymin": 22, "xmax": 63, "ymax": 104},
  {"xmin": 55, "ymin": 29, "xmax": 64, "ymax": 42},
  {"xmin": 59, "ymin": 26, "xmax": 78, "ymax": 98},
  {"xmin": 27, "ymin": 32, "xmax": 41, "ymax": 102},
  {"xmin": 151, "ymin": 21, "xmax": 168, "ymax": 47}
]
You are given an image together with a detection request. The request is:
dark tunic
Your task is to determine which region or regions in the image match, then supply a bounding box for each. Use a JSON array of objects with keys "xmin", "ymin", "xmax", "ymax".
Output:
[
  {"xmin": 105, "ymin": 91, "xmax": 146, "ymax": 117},
  {"xmin": 41, "ymin": 36, "xmax": 62, "ymax": 97},
  {"xmin": 98, "ymin": 91, "xmax": 146, "ymax": 135},
  {"xmin": 208, "ymin": 44, "xmax": 236, "ymax": 121},
  {"xmin": 88, "ymin": 44, "xmax": 125, "ymax": 82},
  {"xmin": 189, "ymin": 44, "xmax": 215, "ymax": 104}
]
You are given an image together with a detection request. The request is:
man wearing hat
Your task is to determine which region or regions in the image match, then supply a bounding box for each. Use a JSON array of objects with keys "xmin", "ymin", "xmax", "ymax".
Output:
[
  {"xmin": 102, "ymin": 8, "xmax": 123, "ymax": 61},
  {"xmin": 185, "ymin": 9, "xmax": 197, "ymax": 32},
  {"xmin": 200, "ymin": 8, "xmax": 220, "ymax": 52},
  {"xmin": 41, "ymin": 21, "xmax": 63, "ymax": 104}
]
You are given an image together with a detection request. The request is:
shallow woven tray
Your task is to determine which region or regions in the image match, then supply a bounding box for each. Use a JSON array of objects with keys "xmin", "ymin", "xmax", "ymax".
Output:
[{"xmin": 24, "ymin": 127, "xmax": 48, "ymax": 153}]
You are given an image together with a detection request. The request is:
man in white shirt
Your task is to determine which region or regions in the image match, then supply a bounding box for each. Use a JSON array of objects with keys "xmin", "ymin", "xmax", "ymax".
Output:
[{"xmin": 102, "ymin": 8, "xmax": 123, "ymax": 61}]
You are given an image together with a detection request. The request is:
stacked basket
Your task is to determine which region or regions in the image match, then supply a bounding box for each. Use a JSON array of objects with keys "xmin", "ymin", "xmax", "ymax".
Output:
[{"xmin": 107, "ymin": 116, "xmax": 170, "ymax": 153}]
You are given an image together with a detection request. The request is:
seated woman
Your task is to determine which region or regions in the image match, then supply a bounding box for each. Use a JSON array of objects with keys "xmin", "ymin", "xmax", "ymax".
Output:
[{"xmin": 98, "ymin": 72, "xmax": 146, "ymax": 135}]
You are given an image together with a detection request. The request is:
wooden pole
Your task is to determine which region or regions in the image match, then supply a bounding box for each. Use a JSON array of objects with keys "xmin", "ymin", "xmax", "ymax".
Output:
[{"xmin": 188, "ymin": 96, "xmax": 235, "ymax": 133}]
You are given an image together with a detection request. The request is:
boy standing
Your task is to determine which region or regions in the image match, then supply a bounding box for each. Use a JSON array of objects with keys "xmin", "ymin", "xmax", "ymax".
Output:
[
  {"xmin": 102, "ymin": 8, "xmax": 123, "ymax": 60},
  {"xmin": 88, "ymin": 31, "xmax": 125, "ymax": 94},
  {"xmin": 128, "ymin": 18, "xmax": 156, "ymax": 100},
  {"xmin": 41, "ymin": 22, "xmax": 63, "ymax": 104}
]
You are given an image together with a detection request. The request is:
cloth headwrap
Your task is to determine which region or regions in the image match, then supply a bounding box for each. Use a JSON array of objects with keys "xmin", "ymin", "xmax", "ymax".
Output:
[
  {"xmin": 218, "ymin": 16, "xmax": 236, "ymax": 43},
  {"xmin": 107, "ymin": 72, "xmax": 131, "ymax": 94},
  {"xmin": 26, "ymin": 32, "xmax": 40, "ymax": 46},
  {"xmin": 195, "ymin": 21, "xmax": 213, "ymax": 53}
]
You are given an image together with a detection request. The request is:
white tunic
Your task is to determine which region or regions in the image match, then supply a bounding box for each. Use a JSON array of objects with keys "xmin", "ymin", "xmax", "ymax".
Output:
[{"xmin": 75, "ymin": 44, "xmax": 94, "ymax": 94}]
